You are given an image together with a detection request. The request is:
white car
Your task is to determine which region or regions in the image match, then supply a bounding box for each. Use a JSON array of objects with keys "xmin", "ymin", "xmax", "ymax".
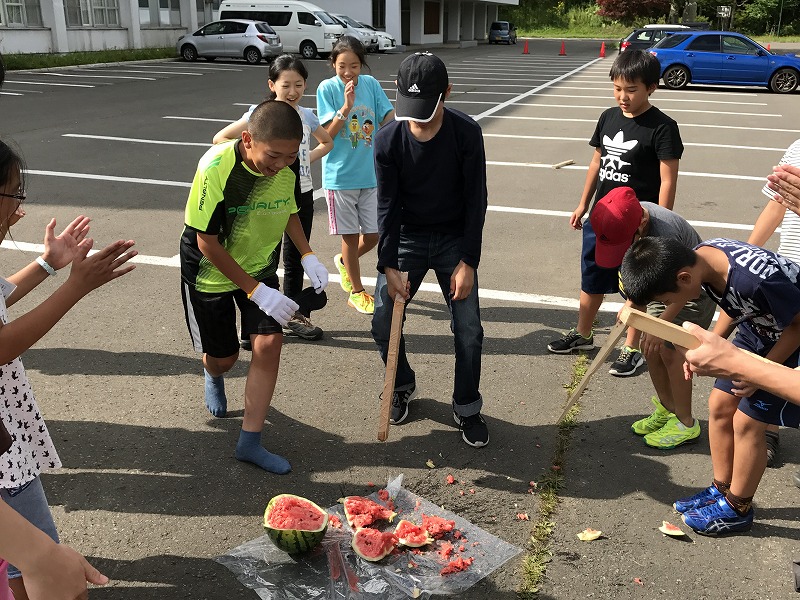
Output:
[
  {"xmin": 358, "ymin": 21, "xmax": 396, "ymax": 53},
  {"xmin": 333, "ymin": 14, "xmax": 378, "ymax": 52}
]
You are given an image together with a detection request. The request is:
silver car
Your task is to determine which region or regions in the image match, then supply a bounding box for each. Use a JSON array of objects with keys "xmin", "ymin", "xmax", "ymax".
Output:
[
  {"xmin": 333, "ymin": 14, "xmax": 379, "ymax": 52},
  {"xmin": 177, "ymin": 19, "xmax": 282, "ymax": 65},
  {"xmin": 358, "ymin": 22, "xmax": 397, "ymax": 53}
]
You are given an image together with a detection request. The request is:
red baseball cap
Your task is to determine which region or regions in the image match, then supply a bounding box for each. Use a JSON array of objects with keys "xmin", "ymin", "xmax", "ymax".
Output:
[{"xmin": 590, "ymin": 187, "xmax": 642, "ymax": 269}]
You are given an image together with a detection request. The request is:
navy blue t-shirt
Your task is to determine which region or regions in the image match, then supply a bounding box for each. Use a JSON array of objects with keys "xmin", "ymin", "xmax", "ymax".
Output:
[{"xmin": 698, "ymin": 238, "xmax": 800, "ymax": 353}]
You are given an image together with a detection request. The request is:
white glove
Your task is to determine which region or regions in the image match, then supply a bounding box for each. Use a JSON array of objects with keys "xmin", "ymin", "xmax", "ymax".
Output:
[
  {"xmin": 249, "ymin": 283, "xmax": 299, "ymax": 326},
  {"xmin": 301, "ymin": 252, "xmax": 329, "ymax": 293}
]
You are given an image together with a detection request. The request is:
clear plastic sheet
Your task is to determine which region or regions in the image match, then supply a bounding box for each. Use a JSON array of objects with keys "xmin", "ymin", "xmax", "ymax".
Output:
[{"xmin": 216, "ymin": 475, "xmax": 522, "ymax": 599}]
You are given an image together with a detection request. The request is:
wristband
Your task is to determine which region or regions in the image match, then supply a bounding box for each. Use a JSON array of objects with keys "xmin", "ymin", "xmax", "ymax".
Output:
[
  {"xmin": 335, "ymin": 110, "xmax": 346, "ymax": 121},
  {"xmin": 246, "ymin": 283, "xmax": 260, "ymax": 299},
  {"xmin": 301, "ymin": 251, "xmax": 314, "ymax": 259},
  {"xmin": 36, "ymin": 256, "xmax": 57, "ymax": 277}
]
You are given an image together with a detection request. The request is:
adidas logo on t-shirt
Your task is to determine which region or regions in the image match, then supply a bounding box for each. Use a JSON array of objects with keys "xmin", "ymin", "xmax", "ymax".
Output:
[{"xmin": 407, "ymin": 83, "xmax": 420, "ymax": 93}]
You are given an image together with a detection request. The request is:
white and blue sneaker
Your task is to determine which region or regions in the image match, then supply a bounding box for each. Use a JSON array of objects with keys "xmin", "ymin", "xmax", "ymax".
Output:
[
  {"xmin": 673, "ymin": 485, "xmax": 724, "ymax": 514},
  {"xmin": 681, "ymin": 496, "xmax": 753, "ymax": 536}
]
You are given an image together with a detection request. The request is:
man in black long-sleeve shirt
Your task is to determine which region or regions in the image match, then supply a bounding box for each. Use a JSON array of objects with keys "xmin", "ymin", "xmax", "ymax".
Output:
[{"xmin": 371, "ymin": 52, "xmax": 489, "ymax": 448}]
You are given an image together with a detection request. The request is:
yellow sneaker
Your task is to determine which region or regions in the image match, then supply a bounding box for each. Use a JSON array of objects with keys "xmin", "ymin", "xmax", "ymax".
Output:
[
  {"xmin": 348, "ymin": 290, "xmax": 374, "ymax": 314},
  {"xmin": 333, "ymin": 254, "xmax": 352, "ymax": 293},
  {"xmin": 631, "ymin": 396, "xmax": 673, "ymax": 436}
]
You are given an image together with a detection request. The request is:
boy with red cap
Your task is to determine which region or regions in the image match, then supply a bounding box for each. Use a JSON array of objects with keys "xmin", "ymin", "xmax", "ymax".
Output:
[
  {"xmin": 371, "ymin": 52, "xmax": 489, "ymax": 447},
  {"xmin": 591, "ymin": 187, "xmax": 715, "ymax": 448}
]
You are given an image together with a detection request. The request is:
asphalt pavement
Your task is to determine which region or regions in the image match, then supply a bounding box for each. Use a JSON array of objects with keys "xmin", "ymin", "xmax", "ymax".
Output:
[{"xmin": 1, "ymin": 39, "xmax": 799, "ymax": 599}]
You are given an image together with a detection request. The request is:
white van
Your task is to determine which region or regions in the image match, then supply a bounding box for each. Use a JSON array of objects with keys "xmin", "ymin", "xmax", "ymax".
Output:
[{"xmin": 218, "ymin": 1, "xmax": 344, "ymax": 59}]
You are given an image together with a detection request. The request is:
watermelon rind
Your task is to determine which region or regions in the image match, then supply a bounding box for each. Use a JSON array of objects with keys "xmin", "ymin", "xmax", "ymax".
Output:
[
  {"xmin": 351, "ymin": 527, "xmax": 397, "ymax": 562},
  {"xmin": 263, "ymin": 494, "xmax": 329, "ymax": 554}
]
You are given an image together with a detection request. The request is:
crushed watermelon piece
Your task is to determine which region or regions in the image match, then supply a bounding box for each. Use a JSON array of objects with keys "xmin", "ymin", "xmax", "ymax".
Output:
[
  {"xmin": 440, "ymin": 556, "xmax": 474, "ymax": 575},
  {"xmin": 459, "ymin": 490, "xmax": 464, "ymax": 496},
  {"xmin": 458, "ymin": 545, "xmax": 466, "ymax": 552},
  {"xmin": 517, "ymin": 513, "xmax": 530, "ymax": 521},
  {"xmin": 438, "ymin": 541, "xmax": 454, "ymax": 559},
  {"xmin": 453, "ymin": 530, "xmax": 462, "ymax": 539},
  {"xmin": 445, "ymin": 474, "xmax": 455, "ymax": 485},
  {"xmin": 377, "ymin": 489, "xmax": 390, "ymax": 501},
  {"xmin": 423, "ymin": 514, "xmax": 456, "ymax": 539},
  {"xmin": 415, "ymin": 500, "xmax": 422, "ymax": 510},
  {"xmin": 367, "ymin": 482, "xmax": 375, "ymax": 487},
  {"xmin": 328, "ymin": 514, "xmax": 342, "ymax": 528},
  {"xmin": 342, "ymin": 496, "xmax": 396, "ymax": 529}
]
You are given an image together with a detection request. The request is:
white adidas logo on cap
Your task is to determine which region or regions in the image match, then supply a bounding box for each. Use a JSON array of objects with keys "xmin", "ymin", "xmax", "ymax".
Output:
[{"xmin": 407, "ymin": 83, "xmax": 420, "ymax": 93}]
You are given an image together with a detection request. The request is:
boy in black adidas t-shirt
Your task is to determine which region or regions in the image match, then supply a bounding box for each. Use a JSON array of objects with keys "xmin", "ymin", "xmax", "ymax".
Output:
[{"xmin": 548, "ymin": 49, "xmax": 684, "ymax": 380}]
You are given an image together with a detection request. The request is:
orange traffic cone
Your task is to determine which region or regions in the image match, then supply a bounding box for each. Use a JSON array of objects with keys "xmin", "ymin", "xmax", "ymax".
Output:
[
  {"xmin": 599, "ymin": 41, "xmax": 606, "ymax": 57},
  {"xmin": 559, "ymin": 40, "xmax": 566, "ymax": 56},
  {"xmin": 522, "ymin": 39, "xmax": 529, "ymax": 54},
  {"xmin": 767, "ymin": 43, "xmax": 771, "ymax": 51}
]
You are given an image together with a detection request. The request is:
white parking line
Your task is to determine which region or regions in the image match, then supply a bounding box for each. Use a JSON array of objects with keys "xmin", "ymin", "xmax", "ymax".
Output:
[
  {"xmin": 163, "ymin": 116, "xmax": 235, "ymax": 123},
  {"xmin": 26, "ymin": 169, "xmax": 191, "ymax": 187},
  {"xmin": 132, "ymin": 63, "xmax": 243, "ymax": 71},
  {"xmin": 0, "ymin": 91, "xmax": 23, "ymax": 96},
  {"xmin": 486, "ymin": 160, "xmax": 768, "ymax": 181},
  {"xmin": 28, "ymin": 72, "xmax": 157, "ymax": 81},
  {"xmin": 481, "ymin": 133, "xmax": 786, "ymax": 152},
  {"xmin": 482, "ymin": 115, "xmax": 800, "ymax": 133},
  {"xmin": 551, "ymin": 84, "xmax": 760, "ymax": 97},
  {"xmin": 535, "ymin": 93, "xmax": 766, "ymax": 105},
  {"xmin": 79, "ymin": 68, "xmax": 204, "ymax": 76},
  {"xmin": 4, "ymin": 80, "xmax": 96, "ymax": 88},
  {"xmin": 510, "ymin": 103, "xmax": 780, "ymax": 117},
  {"xmin": 63, "ymin": 134, "xmax": 210, "ymax": 147}
]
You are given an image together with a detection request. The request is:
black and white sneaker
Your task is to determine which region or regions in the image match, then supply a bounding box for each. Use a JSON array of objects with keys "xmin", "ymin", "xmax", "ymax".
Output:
[
  {"xmin": 547, "ymin": 328, "xmax": 594, "ymax": 354},
  {"xmin": 283, "ymin": 312, "xmax": 323, "ymax": 341},
  {"xmin": 454, "ymin": 412, "xmax": 489, "ymax": 447},
  {"xmin": 388, "ymin": 384, "xmax": 417, "ymax": 425},
  {"xmin": 608, "ymin": 346, "xmax": 645, "ymax": 376}
]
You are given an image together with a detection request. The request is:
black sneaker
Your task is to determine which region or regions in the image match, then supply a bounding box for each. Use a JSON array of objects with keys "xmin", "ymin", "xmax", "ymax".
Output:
[
  {"xmin": 547, "ymin": 328, "xmax": 594, "ymax": 354},
  {"xmin": 453, "ymin": 412, "xmax": 489, "ymax": 447},
  {"xmin": 388, "ymin": 384, "xmax": 417, "ymax": 425},
  {"xmin": 283, "ymin": 312, "xmax": 323, "ymax": 341},
  {"xmin": 240, "ymin": 337, "xmax": 252, "ymax": 351},
  {"xmin": 608, "ymin": 346, "xmax": 644, "ymax": 376},
  {"xmin": 766, "ymin": 431, "xmax": 780, "ymax": 468}
]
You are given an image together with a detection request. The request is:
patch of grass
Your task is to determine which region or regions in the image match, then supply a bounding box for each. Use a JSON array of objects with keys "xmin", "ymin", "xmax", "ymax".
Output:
[
  {"xmin": 752, "ymin": 35, "xmax": 800, "ymax": 43},
  {"xmin": 519, "ymin": 25, "xmax": 629, "ymax": 39},
  {"xmin": 519, "ymin": 354, "xmax": 587, "ymax": 596},
  {"xmin": 2, "ymin": 48, "xmax": 176, "ymax": 70}
]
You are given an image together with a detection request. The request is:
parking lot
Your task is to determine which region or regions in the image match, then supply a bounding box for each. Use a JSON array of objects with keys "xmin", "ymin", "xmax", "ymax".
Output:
[{"xmin": 1, "ymin": 39, "xmax": 800, "ymax": 598}]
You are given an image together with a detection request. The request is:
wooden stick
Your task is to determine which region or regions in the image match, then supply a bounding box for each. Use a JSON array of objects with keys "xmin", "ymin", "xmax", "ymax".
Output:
[
  {"xmin": 552, "ymin": 159, "xmax": 575, "ymax": 169},
  {"xmin": 377, "ymin": 272, "xmax": 409, "ymax": 441},
  {"xmin": 619, "ymin": 306, "xmax": 774, "ymax": 363},
  {"xmin": 557, "ymin": 320, "xmax": 627, "ymax": 423}
]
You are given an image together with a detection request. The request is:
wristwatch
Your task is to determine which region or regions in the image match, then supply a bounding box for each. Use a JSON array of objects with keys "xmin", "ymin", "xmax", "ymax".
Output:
[{"xmin": 335, "ymin": 110, "xmax": 346, "ymax": 121}]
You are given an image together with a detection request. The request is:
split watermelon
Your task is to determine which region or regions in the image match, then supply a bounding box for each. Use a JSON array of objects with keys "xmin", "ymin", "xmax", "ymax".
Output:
[
  {"xmin": 351, "ymin": 527, "xmax": 398, "ymax": 561},
  {"xmin": 263, "ymin": 494, "xmax": 329, "ymax": 554},
  {"xmin": 341, "ymin": 496, "xmax": 397, "ymax": 528},
  {"xmin": 422, "ymin": 513, "xmax": 456, "ymax": 539},
  {"xmin": 393, "ymin": 519, "xmax": 434, "ymax": 547}
]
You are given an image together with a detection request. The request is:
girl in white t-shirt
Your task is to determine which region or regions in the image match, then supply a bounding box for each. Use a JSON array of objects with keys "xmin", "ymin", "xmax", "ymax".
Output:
[
  {"xmin": 214, "ymin": 55, "xmax": 333, "ymax": 341},
  {"xmin": 0, "ymin": 141, "xmax": 136, "ymax": 598}
]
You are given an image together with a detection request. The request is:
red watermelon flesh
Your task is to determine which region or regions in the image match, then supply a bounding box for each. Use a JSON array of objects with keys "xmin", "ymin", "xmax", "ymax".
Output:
[
  {"xmin": 440, "ymin": 556, "xmax": 474, "ymax": 575},
  {"xmin": 393, "ymin": 519, "xmax": 434, "ymax": 547},
  {"xmin": 342, "ymin": 496, "xmax": 397, "ymax": 528},
  {"xmin": 422, "ymin": 514, "xmax": 456, "ymax": 539},
  {"xmin": 351, "ymin": 527, "xmax": 398, "ymax": 562},
  {"xmin": 267, "ymin": 496, "xmax": 327, "ymax": 530}
]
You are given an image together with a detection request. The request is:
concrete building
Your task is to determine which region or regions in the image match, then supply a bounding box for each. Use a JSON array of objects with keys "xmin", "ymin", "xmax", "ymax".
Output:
[{"xmin": 0, "ymin": 0, "xmax": 516, "ymax": 54}]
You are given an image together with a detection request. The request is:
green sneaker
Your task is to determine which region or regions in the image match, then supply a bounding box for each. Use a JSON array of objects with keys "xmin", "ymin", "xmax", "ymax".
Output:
[
  {"xmin": 631, "ymin": 396, "xmax": 673, "ymax": 436},
  {"xmin": 644, "ymin": 416, "xmax": 700, "ymax": 450},
  {"xmin": 334, "ymin": 253, "xmax": 352, "ymax": 293},
  {"xmin": 348, "ymin": 290, "xmax": 374, "ymax": 314}
]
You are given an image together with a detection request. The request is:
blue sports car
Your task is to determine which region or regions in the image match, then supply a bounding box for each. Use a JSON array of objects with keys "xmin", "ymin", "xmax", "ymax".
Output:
[{"xmin": 649, "ymin": 30, "xmax": 799, "ymax": 93}]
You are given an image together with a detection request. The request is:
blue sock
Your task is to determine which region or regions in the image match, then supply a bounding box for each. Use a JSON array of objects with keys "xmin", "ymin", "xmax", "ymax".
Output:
[
  {"xmin": 235, "ymin": 430, "xmax": 291, "ymax": 474},
  {"xmin": 204, "ymin": 369, "xmax": 227, "ymax": 417}
]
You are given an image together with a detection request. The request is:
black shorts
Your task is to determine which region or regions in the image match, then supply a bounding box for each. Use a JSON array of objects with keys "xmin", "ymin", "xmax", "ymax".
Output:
[
  {"xmin": 713, "ymin": 334, "xmax": 800, "ymax": 428},
  {"xmin": 181, "ymin": 275, "xmax": 282, "ymax": 358},
  {"xmin": 580, "ymin": 219, "xmax": 619, "ymax": 295}
]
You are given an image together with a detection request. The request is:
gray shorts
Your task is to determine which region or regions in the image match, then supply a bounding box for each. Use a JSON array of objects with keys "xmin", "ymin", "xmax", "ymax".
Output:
[
  {"xmin": 646, "ymin": 289, "xmax": 716, "ymax": 348},
  {"xmin": 325, "ymin": 187, "xmax": 378, "ymax": 235},
  {"xmin": 1, "ymin": 476, "xmax": 60, "ymax": 579}
]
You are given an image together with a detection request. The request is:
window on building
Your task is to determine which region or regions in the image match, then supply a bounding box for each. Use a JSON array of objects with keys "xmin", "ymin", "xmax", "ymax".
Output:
[
  {"xmin": 423, "ymin": 1, "xmax": 439, "ymax": 34},
  {"xmin": 371, "ymin": 0, "xmax": 385, "ymax": 29},
  {"xmin": 0, "ymin": 0, "xmax": 43, "ymax": 26},
  {"xmin": 64, "ymin": 0, "xmax": 120, "ymax": 26}
]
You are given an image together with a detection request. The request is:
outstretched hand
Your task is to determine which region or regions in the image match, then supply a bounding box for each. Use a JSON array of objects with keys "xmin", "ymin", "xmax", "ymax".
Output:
[
  {"xmin": 22, "ymin": 543, "xmax": 109, "ymax": 600},
  {"xmin": 67, "ymin": 238, "xmax": 137, "ymax": 294},
  {"xmin": 42, "ymin": 216, "xmax": 91, "ymax": 270}
]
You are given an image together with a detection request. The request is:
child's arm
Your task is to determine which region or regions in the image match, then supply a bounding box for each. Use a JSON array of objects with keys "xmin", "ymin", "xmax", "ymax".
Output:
[
  {"xmin": 657, "ymin": 159, "xmax": 680, "ymax": 210},
  {"xmin": 0, "ymin": 239, "xmax": 136, "ymax": 364},
  {"xmin": 6, "ymin": 216, "xmax": 91, "ymax": 307},
  {"xmin": 212, "ymin": 117, "xmax": 247, "ymax": 144},
  {"xmin": 284, "ymin": 214, "xmax": 312, "ymax": 256},
  {"xmin": 379, "ymin": 110, "xmax": 395, "ymax": 126},
  {"xmin": 748, "ymin": 199, "xmax": 785, "ymax": 246},
  {"xmin": 309, "ymin": 125, "xmax": 334, "ymax": 164},
  {"xmin": 767, "ymin": 163, "xmax": 800, "ymax": 213},
  {"xmin": 570, "ymin": 148, "xmax": 601, "ymax": 229},
  {"xmin": 284, "ymin": 214, "xmax": 329, "ymax": 292},
  {"xmin": 321, "ymin": 80, "xmax": 354, "ymax": 138}
]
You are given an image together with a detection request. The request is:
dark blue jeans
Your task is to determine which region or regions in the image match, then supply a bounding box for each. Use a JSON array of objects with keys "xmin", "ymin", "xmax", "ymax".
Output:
[{"xmin": 371, "ymin": 232, "xmax": 484, "ymax": 417}]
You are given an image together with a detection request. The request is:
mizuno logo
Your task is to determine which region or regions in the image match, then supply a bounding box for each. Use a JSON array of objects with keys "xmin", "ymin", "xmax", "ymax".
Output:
[
  {"xmin": 408, "ymin": 83, "xmax": 420, "ymax": 93},
  {"xmin": 601, "ymin": 131, "xmax": 638, "ymax": 170}
]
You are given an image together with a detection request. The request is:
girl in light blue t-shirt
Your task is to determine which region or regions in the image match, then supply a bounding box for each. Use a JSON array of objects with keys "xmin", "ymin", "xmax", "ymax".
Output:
[{"xmin": 316, "ymin": 36, "xmax": 394, "ymax": 315}]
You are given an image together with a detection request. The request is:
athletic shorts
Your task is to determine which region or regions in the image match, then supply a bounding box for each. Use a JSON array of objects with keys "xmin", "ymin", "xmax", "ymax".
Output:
[
  {"xmin": 181, "ymin": 274, "xmax": 283, "ymax": 358},
  {"xmin": 325, "ymin": 187, "xmax": 378, "ymax": 235},
  {"xmin": 646, "ymin": 290, "xmax": 716, "ymax": 349},
  {"xmin": 713, "ymin": 335, "xmax": 800, "ymax": 428},
  {"xmin": 580, "ymin": 219, "xmax": 619, "ymax": 295},
  {"xmin": 1, "ymin": 477, "xmax": 60, "ymax": 579}
]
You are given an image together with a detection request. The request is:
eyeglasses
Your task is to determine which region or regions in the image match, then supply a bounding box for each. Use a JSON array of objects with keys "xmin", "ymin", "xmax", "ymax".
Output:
[{"xmin": 0, "ymin": 192, "xmax": 25, "ymax": 202}]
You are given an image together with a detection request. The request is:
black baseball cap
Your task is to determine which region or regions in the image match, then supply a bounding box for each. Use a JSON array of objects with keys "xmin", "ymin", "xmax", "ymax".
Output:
[{"xmin": 395, "ymin": 52, "xmax": 449, "ymax": 123}]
